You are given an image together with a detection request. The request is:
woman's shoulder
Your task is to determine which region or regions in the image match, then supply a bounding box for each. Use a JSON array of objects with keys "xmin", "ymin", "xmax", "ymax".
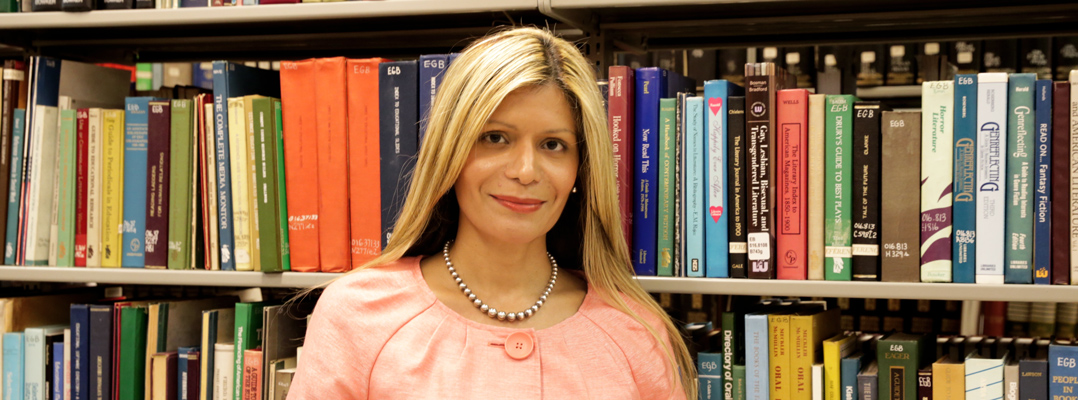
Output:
[
  {"xmin": 313, "ymin": 256, "xmax": 434, "ymax": 321},
  {"xmin": 579, "ymin": 290, "xmax": 668, "ymax": 338}
]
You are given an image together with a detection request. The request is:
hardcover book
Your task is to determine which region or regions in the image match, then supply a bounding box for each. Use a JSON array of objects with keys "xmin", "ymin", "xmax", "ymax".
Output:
[
  {"xmin": 976, "ymin": 73, "xmax": 1009, "ymax": 284},
  {"xmin": 824, "ymin": 94, "xmax": 856, "ymax": 281},
  {"xmin": 877, "ymin": 332, "xmax": 933, "ymax": 400},
  {"xmin": 791, "ymin": 308, "xmax": 840, "ymax": 400},
  {"xmin": 122, "ymin": 96, "xmax": 159, "ymax": 268},
  {"xmin": 1004, "ymin": 73, "xmax": 1037, "ymax": 284},
  {"xmin": 251, "ymin": 97, "xmax": 286, "ymax": 273},
  {"xmin": 167, "ymin": 99, "xmax": 195, "ymax": 270},
  {"xmin": 24, "ymin": 104, "xmax": 59, "ymax": 266},
  {"xmin": 227, "ymin": 97, "xmax": 253, "ymax": 272},
  {"xmin": 3, "ymin": 108, "xmax": 24, "ymax": 265},
  {"xmin": 1052, "ymin": 81, "xmax": 1071, "ymax": 285},
  {"xmin": 728, "ymin": 96, "xmax": 748, "ymax": 278},
  {"xmin": 88, "ymin": 305, "xmax": 112, "ymax": 400},
  {"xmin": 633, "ymin": 67, "xmax": 668, "ymax": 276},
  {"xmin": 3, "ymin": 332, "xmax": 24, "ymax": 400},
  {"xmin": 1019, "ymin": 345, "xmax": 1047, "ymax": 400},
  {"xmin": 685, "ymin": 96, "xmax": 706, "ymax": 277},
  {"xmin": 279, "ymin": 60, "xmax": 320, "ymax": 272},
  {"xmin": 745, "ymin": 63, "xmax": 785, "ymax": 278},
  {"xmin": 608, "ymin": 66, "xmax": 635, "ymax": 253},
  {"xmin": 144, "ymin": 100, "xmax": 171, "ymax": 269},
  {"xmin": 700, "ymin": 352, "xmax": 724, "ymax": 400},
  {"xmin": 823, "ymin": 334, "xmax": 856, "ymax": 400},
  {"xmin": 1033, "ymin": 79, "xmax": 1052, "ymax": 284},
  {"xmin": 932, "ymin": 355, "xmax": 967, "ymax": 400},
  {"xmin": 952, "ymin": 74, "xmax": 977, "ymax": 284},
  {"xmin": 965, "ymin": 350, "xmax": 1006, "ymax": 400},
  {"xmin": 704, "ymin": 80, "xmax": 743, "ymax": 278},
  {"xmin": 417, "ymin": 54, "xmax": 448, "ymax": 147},
  {"xmin": 243, "ymin": 96, "xmax": 263, "ymax": 272},
  {"xmin": 921, "ymin": 81, "xmax": 955, "ymax": 282},
  {"xmin": 101, "ymin": 110, "xmax": 125, "ymax": 268},
  {"xmin": 233, "ymin": 302, "xmax": 264, "ymax": 400},
  {"xmin": 272, "ymin": 100, "xmax": 290, "ymax": 271},
  {"xmin": 807, "ymin": 94, "xmax": 826, "ymax": 280},
  {"xmin": 1072, "ymin": 70, "xmax": 1078, "ymax": 284},
  {"xmin": 851, "ymin": 101, "xmax": 888, "ymax": 281},
  {"xmin": 71, "ymin": 304, "xmax": 90, "ymax": 400},
  {"xmin": 771, "ymin": 313, "xmax": 792, "ymax": 400},
  {"xmin": 0, "ymin": 61, "xmax": 24, "ymax": 260},
  {"xmin": 841, "ymin": 351, "xmax": 866, "ymax": 400},
  {"xmin": 657, "ymin": 98, "xmax": 677, "ymax": 276},
  {"xmin": 1049, "ymin": 342, "xmax": 1078, "ymax": 400},
  {"xmin": 75, "ymin": 109, "xmax": 88, "ymax": 267},
  {"xmin": 53, "ymin": 109, "xmax": 77, "ymax": 267},
  {"xmin": 313, "ymin": 57, "xmax": 351, "ymax": 273},
  {"xmin": 118, "ymin": 306, "xmax": 148, "ymax": 400},
  {"xmin": 746, "ymin": 312, "xmax": 772, "ymax": 400},
  {"xmin": 776, "ymin": 89, "xmax": 809, "ymax": 280},
  {"xmin": 378, "ymin": 61, "xmax": 419, "ymax": 252},
  {"xmin": 857, "ymin": 360, "xmax": 878, "ymax": 400},
  {"xmin": 346, "ymin": 58, "xmax": 385, "ymax": 268}
]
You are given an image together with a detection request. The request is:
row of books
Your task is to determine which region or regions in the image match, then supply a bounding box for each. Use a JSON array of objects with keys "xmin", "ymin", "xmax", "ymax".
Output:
[
  {"xmin": 613, "ymin": 62, "xmax": 1078, "ymax": 285},
  {"xmin": 5, "ymin": 0, "xmax": 343, "ymax": 12},
  {"xmin": 693, "ymin": 299, "xmax": 1078, "ymax": 400},
  {"xmin": 0, "ymin": 289, "xmax": 309, "ymax": 400}
]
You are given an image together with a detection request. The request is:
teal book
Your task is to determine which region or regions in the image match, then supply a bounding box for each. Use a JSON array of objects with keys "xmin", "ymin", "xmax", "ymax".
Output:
[
  {"xmin": 4, "ymin": 109, "xmax": 24, "ymax": 265},
  {"xmin": 656, "ymin": 98, "xmax": 677, "ymax": 276},
  {"xmin": 700, "ymin": 352, "xmax": 724, "ymax": 399},
  {"xmin": 951, "ymin": 74, "xmax": 977, "ymax": 283},
  {"xmin": 1005, "ymin": 73, "xmax": 1036, "ymax": 284},
  {"xmin": 121, "ymin": 97, "xmax": 162, "ymax": 267},
  {"xmin": 824, "ymin": 95, "xmax": 857, "ymax": 280},
  {"xmin": 54, "ymin": 109, "xmax": 77, "ymax": 267},
  {"xmin": 685, "ymin": 96, "xmax": 706, "ymax": 277},
  {"xmin": 3, "ymin": 332, "xmax": 24, "ymax": 400},
  {"xmin": 702, "ymin": 80, "xmax": 742, "ymax": 278}
]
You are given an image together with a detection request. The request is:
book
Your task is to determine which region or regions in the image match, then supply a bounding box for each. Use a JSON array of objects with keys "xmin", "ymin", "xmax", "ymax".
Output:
[
  {"xmin": 791, "ymin": 308, "xmax": 839, "ymax": 400},
  {"xmin": 242, "ymin": 95, "xmax": 262, "ymax": 272},
  {"xmin": 776, "ymin": 89, "xmax": 809, "ymax": 280},
  {"xmin": 241, "ymin": 349, "xmax": 261, "ymax": 400},
  {"xmin": 1019, "ymin": 345, "xmax": 1047, "ymax": 400},
  {"xmin": 53, "ymin": 109, "xmax": 77, "ymax": 267},
  {"xmin": 213, "ymin": 343, "xmax": 233, "ymax": 400},
  {"xmin": 841, "ymin": 351, "xmax": 866, "ymax": 400},
  {"xmin": 75, "ymin": 109, "xmax": 88, "ymax": 267},
  {"xmin": 3, "ymin": 109, "xmax": 24, "ymax": 265},
  {"xmin": 0, "ymin": 62, "xmax": 24, "ymax": 263},
  {"xmin": 1033, "ymin": 79, "xmax": 1052, "ymax": 284},
  {"xmin": 88, "ymin": 305, "xmax": 112, "ymax": 400},
  {"xmin": 233, "ymin": 302, "xmax": 263, "ymax": 400},
  {"xmin": 1004, "ymin": 354, "xmax": 1018, "ymax": 400},
  {"xmin": 345, "ymin": 58, "xmax": 385, "ymax": 268},
  {"xmin": 417, "ymin": 54, "xmax": 448, "ymax": 147},
  {"xmin": 824, "ymin": 94, "xmax": 856, "ymax": 280},
  {"xmin": 151, "ymin": 352, "xmax": 177, "ymax": 400},
  {"xmin": 807, "ymin": 94, "xmax": 825, "ymax": 280},
  {"xmin": 118, "ymin": 306, "xmax": 147, "ymax": 400},
  {"xmin": 167, "ymin": 99, "xmax": 195, "ymax": 270},
  {"xmin": 746, "ymin": 311, "xmax": 772, "ymax": 400},
  {"xmin": 3, "ymin": 332, "xmax": 24, "ymax": 400},
  {"xmin": 917, "ymin": 366, "xmax": 931, "ymax": 400},
  {"xmin": 211, "ymin": 61, "xmax": 281, "ymax": 271},
  {"xmin": 101, "ymin": 109, "xmax": 124, "ymax": 268},
  {"xmin": 770, "ymin": 313, "xmax": 792, "ymax": 400},
  {"xmin": 685, "ymin": 96, "xmax": 706, "ymax": 277},
  {"xmin": 700, "ymin": 352, "xmax": 725, "ymax": 400},
  {"xmin": 122, "ymin": 97, "xmax": 159, "ymax": 268},
  {"xmin": 704, "ymin": 80, "xmax": 743, "ymax": 278},
  {"xmin": 250, "ymin": 97, "xmax": 285, "ymax": 272},
  {"xmin": 823, "ymin": 334, "xmax": 856, "ymax": 400},
  {"xmin": 977, "ymin": 72, "xmax": 1009, "ymax": 284},
  {"xmin": 921, "ymin": 81, "xmax": 955, "ymax": 283},
  {"xmin": 1005, "ymin": 73, "xmax": 1037, "ymax": 284},
  {"xmin": 813, "ymin": 363, "xmax": 824, "ymax": 400},
  {"xmin": 24, "ymin": 324, "xmax": 65, "ymax": 400},
  {"xmin": 878, "ymin": 332, "xmax": 933, "ymax": 400},
  {"xmin": 952, "ymin": 74, "xmax": 977, "ymax": 284},
  {"xmin": 851, "ymin": 101, "xmax": 887, "ymax": 281},
  {"xmin": 1052, "ymin": 81, "xmax": 1070, "ymax": 285},
  {"xmin": 657, "ymin": 98, "xmax": 677, "ymax": 276},
  {"xmin": 23, "ymin": 103, "xmax": 59, "ymax": 266},
  {"xmin": 53, "ymin": 340, "xmax": 64, "ymax": 400},
  {"xmin": 965, "ymin": 349, "xmax": 1007, "ymax": 400},
  {"xmin": 71, "ymin": 304, "xmax": 90, "ymax": 400},
  {"xmin": 1049, "ymin": 342, "xmax": 1078, "ymax": 400},
  {"xmin": 144, "ymin": 100, "xmax": 171, "ymax": 269},
  {"xmin": 198, "ymin": 96, "xmax": 219, "ymax": 270},
  {"xmin": 723, "ymin": 309, "xmax": 745, "ymax": 400},
  {"xmin": 932, "ymin": 354, "xmax": 967, "ymax": 400},
  {"xmin": 1072, "ymin": 70, "xmax": 1078, "ymax": 284},
  {"xmin": 633, "ymin": 67, "xmax": 668, "ymax": 276},
  {"xmin": 608, "ymin": 66, "xmax": 635, "ymax": 253},
  {"xmin": 271, "ymin": 99, "xmax": 290, "ymax": 271},
  {"xmin": 313, "ymin": 57, "xmax": 350, "ymax": 273},
  {"xmin": 259, "ymin": 303, "xmax": 312, "ymax": 397},
  {"xmin": 227, "ymin": 97, "xmax": 253, "ymax": 271},
  {"xmin": 857, "ymin": 360, "xmax": 878, "ymax": 400},
  {"xmin": 279, "ymin": 59, "xmax": 320, "ymax": 272},
  {"xmin": 181, "ymin": 348, "xmax": 199, "ymax": 400},
  {"xmin": 746, "ymin": 63, "xmax": 783, "ymax": 279},
  {"xmin": 272, "ymin": 369, "xmax": 293, "ymax": 400},
  {"xmin": 200, "ymin": 308, "xmax": 234, "ymax": 400},
  {"xmin": 734, "ymin": 364, "xmax": 748, "ymax": 400},
  {"xmin": 378, "ymin": 60, "xmax": 419, "ymax": 252},
  {"xmin": 728, "ymin": 96, "xmax": 748, "ymax": 278}
]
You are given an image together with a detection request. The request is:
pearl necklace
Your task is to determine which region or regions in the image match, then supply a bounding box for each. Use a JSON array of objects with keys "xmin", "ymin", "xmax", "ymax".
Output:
[{"xmin": 443, "ymin": 241, "xmax": 559, "ymax": 322}]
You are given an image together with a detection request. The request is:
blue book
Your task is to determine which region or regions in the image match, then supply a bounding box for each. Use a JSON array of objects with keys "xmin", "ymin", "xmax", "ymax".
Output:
[
  {"xmin": 1049, "ymin": 342, "xmax": 1078, "ymax": 400},
  {"xmin": 191, "ymin": 62, "xmax": 213, "ymax": 90},
  {"xmin": 418, "ymin": 54, "xmax": 448, "ymax": 148},
  {"xmin": 1033, "ymin": 79, "xmax": 1052, "ymax": 285},
  {"xmin": 210, "ymin": 61, "xmax": 281, "ymax": 270},
  {"xmin": 633, "ymin": 67, "xmax": 668, "ymax": 276},
  {"xmin": 702, "ymin": 80, "xmax": 743, "ymax": 278},
  {"xmin": 70, "ymin": 304, "xmax": 90, "ymax": 400},
  {"xmin": 52, "ymin": 342, "xmax": 63, "ymax": 400},
  {"xmin": 4, "ymin": 108, "xmax": 25, "ymax": 265},
  {"xmin": 447, "ymin": 53, "xmax": 461, "ymax": 66},
  {"xmin": 744, "ymin": 312, "xmax": 770, "ymax": 400},
  {"xmin": 121, "ymin": 97, "xmax": 158, "ymax": 268},
  {"xmin": 1004, "ymin": 73, "xmax": 1037, "ymax": 284},
  {"xmin": 378, "ymin": 61, "xmax": 419, "ymax": 249},
  {"xmin": 88, "ymin": 305, "xmax": 112, "ymax": 400},
  {"xmin": 841, "ymin": 351, "xmax": 864, "ymax": 400},
  {"xmin": 3, "ymin": 332, "xmax": 24, "ymax": 400},
  {"xmin": 685, "ymin": 96, "xmax": 706, "ymax": 277},
  {"xmin": 952, "ymin": 74, "xmax": 977, "ymax": 284},
  {"xmin": 699, "ymin": 352, "xmax": 724, "ymax": 400}
]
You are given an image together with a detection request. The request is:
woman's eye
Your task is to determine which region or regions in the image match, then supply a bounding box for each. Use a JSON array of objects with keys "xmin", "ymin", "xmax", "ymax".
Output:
[
  {"xmin": 542, "ymin": 140, "xmax": 566, "ymax": 151},
  {"xmin": 482, "ymin": 133, "xmax": 506, "ymax": 144}
]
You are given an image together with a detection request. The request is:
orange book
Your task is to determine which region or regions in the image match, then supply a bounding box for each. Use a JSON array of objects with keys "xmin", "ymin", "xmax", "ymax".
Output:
[
  {"xmin": 242, "ymin": 348, "xmax": 262, "ymax": 400},
  {"xmin": 346, "ymin": 58, "xmax": 387, "ymax": 269},
  {"xmin": 314, "ymin": 57, "xmax": 351, "ymax": 273},
  {"xmin": 280, "ymin": 60, "xmax": 321, "ymax": 272},
  {"xmin": 776, "ymin": 89, "xmax": 810, "ymax": 280}
]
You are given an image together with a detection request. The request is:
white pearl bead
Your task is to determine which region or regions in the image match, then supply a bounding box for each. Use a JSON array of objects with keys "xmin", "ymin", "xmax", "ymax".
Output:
[
  {"xmin": 454, "ymin": 277, "xmax": 463, "ymax": 284},
  {"xmin": 497, "ymin": 311, "xmax": 506, "ymax": 321},
  {"xmin": 524, "ymin": 309, "xmax": 534, "ymax": 318},
  {"xmin": 468, "ymin": 293, "xmax": 477, "ymax": 301},
  {"xmin": 473, "ymin": 299, "xmax": 483, "ymax": 307},
  {"xmin": 480, "ymin": 304, "xmax": 489, "ymax": 312},
  {"xmin": 488, "ymin": 308, "xmax": 498, "ymax": 317},
  {"xmin": 458, "ymin": 283, "xmax": 467, "ymax": 290},
  {"xmin": 507, "ymin": 313, "xmax": 516, "ymax": 322},
  {"xmin": 463, "ymin": 288, "xmax": 471, "ymax": 296},
  {"xmin": 536, "ymin": 300, "xmax": 544, "ymax": 307}
]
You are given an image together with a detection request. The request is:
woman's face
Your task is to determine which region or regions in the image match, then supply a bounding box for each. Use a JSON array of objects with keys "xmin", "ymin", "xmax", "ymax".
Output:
[{"xmin": 454, "ymin": 84, "xmax": 580, "ymax": 246}]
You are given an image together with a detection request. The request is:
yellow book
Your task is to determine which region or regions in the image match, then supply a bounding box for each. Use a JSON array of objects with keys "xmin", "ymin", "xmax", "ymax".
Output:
[
  {"xmin": 101, "ymin": 109, "xmax": 125, "ymax": 268},
  {"xmin": 227, "ymin": 97, "xmax": 252, "ymax": 271},
  {"xmin": 242, "ymin": 95, "xmax": 262, "ymax": 272},
  {"xmin": 931, "ymin": 355, "xmax": 966, "ymax": 400},
  {"xmin": 822, "ymin": 333, "xmax": 856, "ymax": 400},
  {"xmin": 770, "ymin": 313, "xmax": 792, "ymax": 400},
  {"xmin": 791, "ymin": 308, "xmax": 840, "ymax": 400}
]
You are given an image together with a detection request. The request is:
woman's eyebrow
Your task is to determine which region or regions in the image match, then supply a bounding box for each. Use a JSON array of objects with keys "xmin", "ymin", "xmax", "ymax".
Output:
[{"xmin": 486, "ymin": 118, "xmax": 574, "ymax": 135}]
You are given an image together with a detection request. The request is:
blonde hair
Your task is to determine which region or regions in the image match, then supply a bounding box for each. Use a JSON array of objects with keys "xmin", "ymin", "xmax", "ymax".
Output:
[{"xmin": 326, "ymin": 27, "xmax": 696, "ymax": 398}]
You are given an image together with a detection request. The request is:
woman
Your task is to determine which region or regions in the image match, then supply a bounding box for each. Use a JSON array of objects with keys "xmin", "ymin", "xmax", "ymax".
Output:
[{"xmin": 288, "ymin": 27, "xmax": 696, "ymax": 399}]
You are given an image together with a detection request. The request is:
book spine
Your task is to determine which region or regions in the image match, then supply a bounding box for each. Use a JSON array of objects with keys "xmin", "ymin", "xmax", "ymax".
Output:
[
  {"xmin": 233, "ymin": 303, "xmax": 263, "ymax": 400},
  {"xmin": 824, "ymin": 95, "xmax": 855, "ymax": 280},
  {"xmin": 808, "ymin": 95, "xmax": 826, "ymax": 279},
  {"xmin": 608, "ymin": 66, "xmax": 635, "ymax": 254},
  {"xmin": 243, "ymin": 97, "xmax": 262, "ymax": 272},
  {"xmin": 211, "ymin": 62, "xmax": 237, "ymax": 271},
  {"xmin": 201, "ymin": 99, "xmax": 219, "ymax": 270},
  {"xmin": 777, "ymin": 89, "xmax": 809, "ymax": 280},
  {"xmin": 851, "ymin": 101, "xmax": 883, "ymax": 281},
  {"xmin": 167, "ymin": 100, "xmax": 194, "ymax": 270},
  {"xmin": 144, "ymin": 101, "xmax": 171, "ymax": 269},
  {"xmin": 178, "ymin": 351, "xmax": 189, "ymax": 400},
  {"xmin": 227, "ymin": 98, "xmax": 252, "ymax": 271},
  {"xmin": 1004, "ymin": 361, "xmax": 1019, "ymax": 400},
  {"xmin": 723, "ymin": 312, "xmax": 739, "ymax": 400},
  {"xmin": 86, "ymin": 109, "xmax": 102, "ymax": 268},
  {"xmin": 3, "ymin": 332, "xmax": 25, "ymax": 400},
  {"xmin": 122, "ymin": 97, "xmax": 152, "ymax": 268},
  {"xmin": 186, "ymin": 351, "xmax": 199, "ymax": 400},
  {"xmin": 746, "ymin": 65, "xmax": 776, "ymax": 278},
  {"xmin": 921, "ymin": 81, "xmax": 955, "ymax": 282},
  {"xmin": 770, "ymin": 314, "xmax": 791, "ymax": 400},
  {"xmin": 241, "ymin": 350, "xmax": 261, "ymax": 400},
  {"xmin": 700, "ymin": 352, "xmax": 724, "ymax": 400},
  {"xmin": 117, "ymin": 307, "xmax": 147, "ymax": 400},
  {"xmin": 917, "ymin": 368, "xmax": 932, "ymax": 400},
  {"xmin": 2, "ymin": 108, "xmax": 23, "ymax": 265},
  {"xmin": 1005, "ymin": 73, "xmax": 1036, "ymax": 284},
  {"xmin": 101, "ymin": 110, "xmax": 124, "ymax": 268},
  {"xmin": 345, "ymin": 58, "xmax": 382, "ymax": 269},
  {"xmin": 75, "ymin": 109, "xmax": 88, "ymax": 266},
  {"xmin": 378, "ymin": 61, "xmax": 419, "ymax": 253},
  {"xmin": 746, "ymin": 314, "xmax": 771, "ymax": 400},
  {"xmin": 704, "ymin": 81, "xmax": 732, "ymax": 278},
  {"xmin": 54, "ymin": 341, "xmax": 64, "ymax": 400},
  {"xmin": 200, "ymin": 311, "xmax": 216, "ymax": 400},
  {"xmin": 0, "ymin": 63, "xmax": 23, "ymax": 254},
  {"xmin": 633, "ymin": 67, "xmax": 667, "ymax": 276},
  {"xmin": 272, "ymin": 100, "xmax": 290, "ymax": 271},
  {"xmin": 313, "ymin": 58, "xmax": 350, "ymax": 272},
  {"xmin": 1069, "ymin": 70, "xmax": 1078, "ymax": 284},
  {"xmin": 952, "ymin": 74, "xmax": 978, "ymax": 283},
  {"xmin": 25, "ymin": 328, "xmax": 45, "ymax": 400},
  {"xmin": 686, "ymin": 96, "xmax": 706, "ymax": 277},
  {"xmin": 1053, "ymin": 82, "xmax": 1072, "ymax": 285},
  {"xmin": 417, "ymin": 54, "xmax": 447, "ymax": 147},
  {"xmin": 1018, "ymin": 359, "xmax": 1047, "ymax": 400},
  {"xmin": 213, "ymin": 344, "xmax": 233, "ymax": 400},
  {"xmin": 791, "ymin": 315, "xmax": 821, "ymax": 400},
  {"xmin": 674, "ymin": 93, "xmax": 685, "ymax": 276},
  {"xmin": 657, "ymin": 98, "xmax": 677, "ymax": 276},
  {"xmin": 734, "ymin": 365, "xmax": 748, "ymax": 400},
  {"xmin": 71, "ymin": 305, "xmax": 90, "ymax": 400},
  {"xmin": 878, "ymin": 339, "xmax": 923, "ymax": 400},
  {"xmin": 54, "ymin": 109, "xmax": 76, "ymax": 267},
  {"xmin": 841, "ymin": 357, "xmax": 860, "ymax": 400},
  {"xmin": 977, "ymin": 73, "xmax": 1009, "ymax": 283},
  {"xmin": 1034, "ymin": 79, "xmax": 1052, "ymax": 284},
  {"xmin": 24, "ymin": 105, "xmax": 58, "ymax": 265},
  {"xmin": 279, "ymin": 60, "xmax": 319, "ymax": 272},
  {"xmin": 965, "ymin": 358, "xmax": 1004, "ymax": 400},
  {"xmin": 857, "ymin": 368, "xmax": 877, "ymax": 400},
  {"xmin": 931, "ymin": 362, "xmax": 963, "ymax": 400},
  {"xmin": 728, "ymin": 96, "xmax": 748, "ymax": 277},
  {"xmin": 252, "ymin": 98, "xmax": 281, "ymax": 272},
  {"xmin": 88, "ymin": 306, "xmax": 111, "ymax": 400},
  {"xmin": 1049, "ymin": 344, "xmax": 1078, "ymax": 400}
]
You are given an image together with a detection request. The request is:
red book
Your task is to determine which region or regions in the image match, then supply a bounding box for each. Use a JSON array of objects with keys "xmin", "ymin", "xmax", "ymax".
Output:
[
  {"xmin": 776, "ymin": 89, "xmax": 809, "ymax": 280},
  {"xmin": 608, "ymin": 66, "xmax": 635, "ymax": 252},
  {"xmin": 196, "ymin": 94, "xmax": 215, "ymax": 269},
  {"xmin": 1052, "ymin": 81, "xmax": 1070, "ymax": 285},
  {"xmin": 75, "ymin": 108, "xmax": 89, "ymax": 266},
  {"xmin": 280, "ymin": 59, "xmax": 321, "ymax": 272},
  {"xmin": 314, "ymin": 57, "xmax": 351, "ymax": 273},
  {"xmin": 346, "ymin": 58, "xmax": 386, "ymax": 269},
  {"xmin": 242, "ymin": 349, "xmax": 262, "ymax": 400}
]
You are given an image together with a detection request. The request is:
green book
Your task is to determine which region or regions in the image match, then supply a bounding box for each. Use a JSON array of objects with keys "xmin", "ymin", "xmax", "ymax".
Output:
[
  {"xmin": 721, "ymin": 311, "xmax": 741, "ymax": 400},
  {"xmin": 656, "ymin": 98, "xmax": 677, "ymax": 276},
  {"xmin": 272, "ymin": 99, "xmax": 291, "ymax": 271},
  {"xmin": 876, "ymin": 332, "xmax": 933, "ymax": 400},
  {"xmin": 824, "ymin": 95, "xmax": 857, "ymax": 280},
  {"xmin": 733, "ymin": 364, "xmax": 747, "ymax": 400},
  {"xmin": 167, "ymin": 99, "xmax": 194, "ymax": 270},
  {"xmin": 118, "ymin": 306, "xmax": 148, "ymax": 400},
  {"xmin": 1005, "ymin": 73, "xmax": 1036, "ymax": 284},
  {"xmin": 234, "ymin": 302, "xmax": 265, "ymax": 400},
  {"xmin": 54, "ymin": 109, "xmax": 77, "ymax": 266},
  {"xmin": 0, "ymin": 0, "xmax": 17, "ymax": 13},
  {"xmin": 252, "ymin": 97, "xmax": 282, "ymax": 273},
  {"xmin": 135, "ymin": 63, "xmax": 153, "ymax": 91}
]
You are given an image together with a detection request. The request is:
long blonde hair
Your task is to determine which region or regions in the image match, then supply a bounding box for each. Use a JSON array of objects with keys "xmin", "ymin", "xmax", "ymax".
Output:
[{"xmin": 332, "ymin": 27, "xmax": 696, "ymax": 398}]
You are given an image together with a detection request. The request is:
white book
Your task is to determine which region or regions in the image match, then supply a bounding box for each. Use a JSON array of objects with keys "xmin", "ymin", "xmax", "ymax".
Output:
[
  {"xmin": 1071, "ymin": 70, "xmax": 1078, "ymax": 284},
  {"xmin": 86, "ymin": 108, "xmax": 103, "ymax": 267},
  {"xmin": 213, "ymin": 342, "xmax": 235, "ymax": 400},
  {"xmin": 24, "ymin": 105, "xmax": 59, "ymax": 266},
  {"xmin": 920, "ymin": 81, "xmax": 955, "ymax": 282},
  {"xmin": 808, "ymin": 94, "xmax": 826, "ymax": 280},
  {"xmin": 227, "ymin": 98, "xmax": 252, "ymax": 271},
  {"xmin": 812, "ymin": 363, "xmax": 824, "ymax": 400},
  {"xmin": 204, "ymin": 102, "xmax": 220, "ymax": 271},
  {"xmin": 976, "ymin": 72, "xmax": 1008, "ymax": 284},
  {"xmin": 24, "ymin": 324, "xmax": 65, "ymax": 400},
  {"xmin": 965, "ymin": 351, "xmax": 1007, "ymax": 400},
  {"xmin": 63, "ymin": 328, "xmax": 70, "ymax": 400}
]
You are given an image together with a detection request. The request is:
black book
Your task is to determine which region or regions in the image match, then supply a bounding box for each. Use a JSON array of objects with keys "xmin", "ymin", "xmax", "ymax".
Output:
[
  {"xmin": 983, "ymin": 39, "xmax": 1020, "ymax": 73},
  {"xmin": 851, "ymin": 101, "xmax": 889, "ymax": 281},
  {"xmin": 1020, "ymin": 341, "xmax": 1049, "ymax": 400},
  {"xmin": 1054, "ymin": 36, "xmax": 1078, "ymax": 81},
  {"xmin": 885, "ymin": 44, "xmax": 917, "ymax": 86},
  {"xmin": 745, "ymin": 63, "xmax": 782, "ymax": 279},
  {"xmin": 30, "ymin": 0, "xmax": 60, "ymax": 11},
  {"xmin": 0, "ymin": 60, "xmax": 23, "ymax": 251},
  {"xmin": 1021, "ymin": 38, "xmax": 1053, "ymax": 79},
  {"xmin": 60, "ymin": 0, "xmax": 93, "ymax": 11},
  {"xmin": 378, "ymin": 61, "xmax": 418, "ymax": 249},
  {"xmin": 134, "ymin": 0, "xmax": 152, "ymax": 8},
  {"xmin": 948, "ymin": 40, "xmax": 981, "ymax": 75},
  {"xmin": 686, "ymin": 49, "xmax": 717, "ymax": 82},
  {"xmin": 727, "ymin": 96, "xmax": 748, "ymax": 278},
  {"xmin": 916, "ymin": 365, "xmax": 932, "ymax": 400},
  {"xmin": 718, "ymin": 49, "xmax": 747, "ymax": 87},
  {"xmin": 88, "ymin": 305, "xmax": 113, "ymax": 400},
  {"xmin": 99, "ymin": 0, "xmax": 131, "ymax": 9}
]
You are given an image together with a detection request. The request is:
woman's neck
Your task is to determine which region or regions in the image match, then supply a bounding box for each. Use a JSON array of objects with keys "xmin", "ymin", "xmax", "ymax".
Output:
[{"xmin": 446, "ymin": 229, "xmax": 555, "ymax": 307}]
